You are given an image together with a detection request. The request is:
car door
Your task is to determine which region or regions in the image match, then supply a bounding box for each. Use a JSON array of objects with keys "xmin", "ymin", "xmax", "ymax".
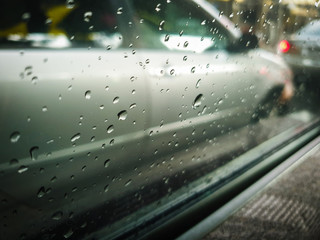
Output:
[
  {"xmin": 0, "ymin": 0, "xmax": 148, "ymax": 234},
  {"xmin": 129, "ymin": 0, "xmax": 259, "ymax": 161}
]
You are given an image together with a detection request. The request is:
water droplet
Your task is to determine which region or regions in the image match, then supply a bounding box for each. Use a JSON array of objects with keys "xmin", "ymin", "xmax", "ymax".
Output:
[
  {"xmin": 104, "ymin": 184, "xmax": 109, "ymax": 192},
  {"xmin": 113, "ymin": 97, "xmax": 119, "ymax": 104},
  {"xmin": 45, "ymin": 18, "xmax": 52, "ymax": 25},
  {"xmin": 129, "ymin": 103, "xmax": 136, "ymax": 109},
  {"xmin": 125, "ymin": 179, "xmax": 132, "ymax": 187},
  {"xmin": 24, "ymin": 66, "xmax": 33, "ymax": 76},
  {"xmin": 66, "ymin": 0, "xmax": 75, "ymax": 9},
  {"xmin": 202, "ymin": 106, "xmax": 207, "ymax": 114},
  {"xmin": 22, "ymin": 13, "xmax": 31, "ymax": 21},
  {"xmin": 85, "ymin": 90, "xmax": 91, "ymax": 99},
  {"xmin": 155, "ymin": 4, "xmax": 161, "ymax": 12},
  {"xmin": 81, "ymin": 222, "xmax": 87, "ymax": 228},
  {"xmin": 145, "ymin": 59, "xmax": 150, "ymax": 64},
  {"xmin": 37, "ymin": 187, "xmax": 46, "ymax": 198},
  {"xmin": 104, "ymin": 159, "xmax": 110, "ymax": 168},
  {"xmin": 179, "ymin": 30, "xmax": 184, "ymax": 36},
  {"xmin": 218, "ymin": 98, "xmax": 223, "ymax": 105},
  {"xmin": 46, "ymin": 139, "xmax": 54, "ymax": 144},
  {"xmin": 183, "ymin": 56, "xmax": 187, "ymax": 61},
  {"xmin": 159, "ymin": 20, "xmax": 165, "ymax": 30},
  {"xmin": 18, "ymin": 165, "xmax": 28, "ymax": 174},
  {"xmin": 117, "ymin": 7, "xmax": 123, "ymax": 15},
  {"xmin": 84, "ymin": 11, "xmax": 92, "ymax": 22},
  {"xmin": 118, "ymin": 110, "xmax": 127, "ymax": 120},
  {"xmin": 71, "ymin": 133, "xmax": 81, "ymax": 142},
  {"xmin": 193, "ymin": 94, "xmax": 203, "ymax": 109},
  {"xmin": 31, "ymin": 76, "xmax": 38, "ymax": 85},
  {"xmin": 51, "ymin": 176, "xmax": 57, "ymax": 183},
  {"xmin": 10, "ymin": 132, "xmax": 21, "ymax": 143},
  {"xmin": 52, "ymin": 211, "xmax": 63, "ymax": 220},
  {"xmin": 183, "ymin": 41, "xmax": 189, "ymax": 47},
  {"xmin": 164, "ymin": 34, "xmax": 170, "ymax": 42},
  {"xmin": 201, "ymin": 20, "xmax": 206, "ymax": 25},
  {"xmin": 30, "ymin": 146, "xmax": 39, "ymax": 161},
  {"xmin": 196, "ymin": 79, "xmax": 201, "ymax": 88},
  {"xmin": 191, "ymin": 66, "xmax": 196, "ymax": 73},
  {"xmin": 63, "ymin": 229, "xmax": 73, "ymax": 239},
  {"xmin": 99, "ymin": 105, "xmax": 104, "ymax": 110},
  {"xmin": 42, "ymin": 106, "xmax": 48, "ymax": 112},
  {"xmin": 107, "ymin": 125, "xmax": 114, "ymax": 134},
  {"xmin": 170, "ymin": 69, "xmax": 175, "ymax": 75}
]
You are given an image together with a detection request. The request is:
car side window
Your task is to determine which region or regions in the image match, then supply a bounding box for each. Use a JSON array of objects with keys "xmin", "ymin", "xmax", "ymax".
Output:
[
  {"xmin": 0, "ymin": 0, "xmax": 124, "ymax": 49},
  {"xmin": 58, "ymin": 0, "xmax": 123, "ymax": 48},
  {"xmin": 131, "ymin": 0, "xmax": 231, "ymax": 52}
]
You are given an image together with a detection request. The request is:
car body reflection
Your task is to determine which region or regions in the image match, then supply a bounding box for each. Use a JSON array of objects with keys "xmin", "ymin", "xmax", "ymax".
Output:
[{"xmin": 0, "ymin": 0, "xmax": 296, "ymax": 239}]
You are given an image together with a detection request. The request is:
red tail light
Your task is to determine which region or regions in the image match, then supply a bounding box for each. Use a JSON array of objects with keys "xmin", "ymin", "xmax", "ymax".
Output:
[{"xmin": 278, "ymin": 40, "xmax": 291, "ymax": 53}]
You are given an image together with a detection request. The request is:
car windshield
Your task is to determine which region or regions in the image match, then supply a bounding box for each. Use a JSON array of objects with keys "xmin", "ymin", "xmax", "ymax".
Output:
[{"xmin": 0, "ymin": 0, "xmax": 319, "ymax": 239}]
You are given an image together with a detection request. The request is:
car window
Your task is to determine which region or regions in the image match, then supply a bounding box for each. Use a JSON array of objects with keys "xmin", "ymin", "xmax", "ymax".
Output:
[
  {"xmin": 130, "ymin": 0, "xmax": 232, "ymax": 52},
  {"xmin": 0, "ymin": 0, "xmax": 125, "ymax": 49},
  {"xmin": 0, "ymin": 0, "xmax": 320, "ymax": 240}
]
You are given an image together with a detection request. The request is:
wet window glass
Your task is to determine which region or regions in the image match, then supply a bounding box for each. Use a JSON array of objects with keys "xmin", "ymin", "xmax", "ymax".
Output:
[
  {"xmin": 0, "ymin": 0, "xmax": 125, "ymax": 49},
  {"xmin": 0, "ymin": 0, "xmax": 319, "ymax": 239},
  {"xmin": 131, "ymin": 0, "xmax": 233, "ymax": 51}
]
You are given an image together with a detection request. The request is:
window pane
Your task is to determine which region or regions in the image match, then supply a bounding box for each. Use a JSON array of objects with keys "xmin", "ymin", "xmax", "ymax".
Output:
[
  {"xmin": 131, "ymin": 0, "xmax": 232, "ymax": 51},
  {"xmin": 0, "ymin": 0, "xmax": 319, "ymax": 239}
]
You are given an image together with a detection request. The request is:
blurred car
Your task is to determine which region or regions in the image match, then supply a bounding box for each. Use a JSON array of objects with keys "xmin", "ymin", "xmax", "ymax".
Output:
[
  {"xmin": 0, "ymin": 0, "xmax": 293, "ymax": 239},
  {"xmin": 278, "ymin": 19, "xmax": 320, "ymax": 84}
]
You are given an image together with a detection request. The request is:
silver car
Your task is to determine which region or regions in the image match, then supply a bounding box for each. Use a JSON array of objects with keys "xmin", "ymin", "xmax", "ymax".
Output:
[{"xmin": 0, "ymin": 0, "xmax": 293, "ymax": 239}]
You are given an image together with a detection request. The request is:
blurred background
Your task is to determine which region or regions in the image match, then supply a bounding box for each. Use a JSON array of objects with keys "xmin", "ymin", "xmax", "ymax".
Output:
[{"xmin": 209, "ymin": 0, "xmax": 320, "ymax": 48}]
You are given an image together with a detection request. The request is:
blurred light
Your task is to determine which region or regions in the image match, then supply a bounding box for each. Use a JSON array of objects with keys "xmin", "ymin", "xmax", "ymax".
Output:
[{"xmin": 279, "ymin": 40, "xmax": 291, "ymax": 53}]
